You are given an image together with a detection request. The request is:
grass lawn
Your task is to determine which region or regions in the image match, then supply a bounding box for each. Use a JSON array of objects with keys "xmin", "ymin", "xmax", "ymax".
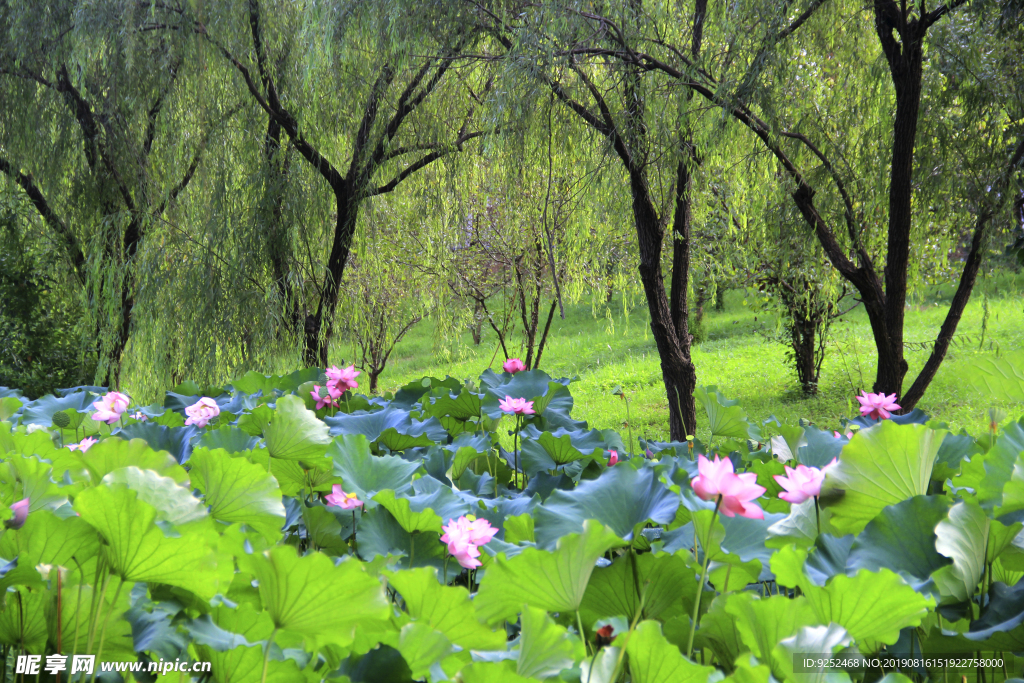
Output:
[{"xmin": 367, "ymin": 272, "xmax": 1024, "ymax": 442}]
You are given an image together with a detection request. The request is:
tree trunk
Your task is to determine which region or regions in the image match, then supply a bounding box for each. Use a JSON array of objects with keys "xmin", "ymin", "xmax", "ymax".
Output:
[
  {"xmin": 304, "ymin": 184, "xmax": 360, "ymax": 366},
  {"xmin": 872, "ymin": 13, "xmax": 925, "ymax": 397},
  {"xmin": 632, "ymin": 171, "xmax": 697, "ymax": 440}
]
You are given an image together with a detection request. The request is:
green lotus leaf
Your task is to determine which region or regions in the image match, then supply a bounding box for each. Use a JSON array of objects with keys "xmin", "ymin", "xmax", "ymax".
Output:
[
  {"xmin": 679, "ymin": 595, "xmax": 743, "ymax": 671},
  {"xmin": 102, "ymin": 466, "xmax": 207, "ymax": 526},
  {"xmin": 197, "ymin": 426, "xmax": 262, "ymax": 453},
  {"xmin": 475, "ymin": 520, "xmax": 628, "ymax": 625},
  {"xmin": 244, "ymin": 545, "xmax": 390, "ymax": 648},
  {"xmin": 0, "ymin": 396, "xmax": 22, "ymax": 422},
  {"xmin": 189, "ymin": 447, "xmax": 286, "ymax": 541},
  {"xmin": 950, "ymin": 420, "xmax": 1024, "ymax": 510},
  {"xmin": 0, "ymin": 423, "xmax": 58, "ymax": 459},
  {"xmin": 325, "ymin": 406, "xmax": 447, "ymax": 451},
  {"xmin": 722, "ymin": 593, "xmax": 819, "ymax": 676},
  {"xmin": 626, "ymin": 620, "xmax": 717, "ymax": 683},
  {"xmin": 75, "ymin": 484, "xmax": 228, "ymax": 599},
  {"xmin": 534, "ymin": 464, "xmax": 680, "ymax": 549},
  {"xmin": 373, "ymin": 478, "xmax": 470, "ymax": 535},
  {"xmin": 519, "ymin": 426, "xmax": 607, "ymax": 474},
  {"xmin": 263, "ymin": 394, "xmax": 331, "ymax": 463},
  {"xmin": 190, "ymin": 604, "xmax": 309, "ymax": 683},
  {"xmin": 932, "ymin": 501, "xmax": 989, "ymax": 604},
  {"xmin": 329, "ymin": 433, "xmax": 421, "ymax": 500},
  {"xmin": 695, "ymin": 386, "xmax": 761, "ymax": 442},
  {"xmin": 933, "ymin": 432, "xmax": 981, "ymax": 481},
  {"xmin": 517, "ymin": 605, "xmax": 581, "ymax": 680},
  {"xmin": 0, "ymin": 508, "xmax": 99, "ymax": 568},
  {"xmin": 988, "ymin": 519, "xmax": 1024, "ymax": 564},
  {"xmin": 963, "ymin": 580, "xmax": 1024, "ymax": 640},
  {"xmin": 425, "ymin": 389, "xmax": 482, "ymax": 421},
  {"xmin": 66, "ymin": 437, "xmax": 187, "ymax": 486},
  {"xmin": 397, "ymin": 622, "xmax": 454, "ymax": 680},
  {"xmin": 237, "ymin": 404, "xmax": 274, "ymax": 437},
  {"xmin": 115, "ymin": 422, "xmax": 194, "ymax": 464},
  {"xmin": 846, "ymin": 495, "xmax": 951, "ymax": 591},
  {"xmin": 19, "ymin": 390, "xmax": 97, "ymax": 427},
  {"xmin": 580, "ymin": 551, "xmax": 698, "ymax": 630},
  {"xmin": 385, "ymin": 567, "xmax": 507, "ymax": 650},
  {"xmin": 0, "ymin": 586, "xmax": 48, "ymax": 653},
  {"xmin": 820, "ymin": 421, "xmax": 942, "ymax": 535},
  {"xmin": 301, "ymin": 503, "xmax": 353, "ymax": 555},
  {"xmin": 771, "ymin": 624, "xmax": 852, "ymax": 683},
  {"xmin": 230, "ymin": 368, "xmax": 322, "ymax": 395},
  {"xmin": 799, "ymin": 568, "xmax": 932, "ymax": 649},
  {"xmin": 0, "ymin": 454, "xmax": 66, "ymax": 511},
  {"xmin": 356, "ymin": 506, "xmax": 446, "ymax": 571},
  {"xmin": 767, "ymin": 498, "xmax": 822, "ymax": 550},
  {"xmin": 998, "ymin": 450, "xmax": 1024, "ymax": 516},
  {"xmin": 449, "ymin": 431, "xmax": 496, "ymax": 479},
  {"xmin": 727, "ymin": 654, "xmax": 774, "ymax": 683},
  {"xmin": 458, "ymin": 661, "xmax": 540, "ymax": 683},
  {"xmin": 504, "ymin": 513, "xmax": 535, "ymax": 544}
]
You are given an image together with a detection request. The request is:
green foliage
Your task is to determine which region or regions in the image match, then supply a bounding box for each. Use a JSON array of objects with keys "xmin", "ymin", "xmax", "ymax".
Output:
[{"xmin": 0, "ymin": 363, "xmax": 1020, "ymax": 680}]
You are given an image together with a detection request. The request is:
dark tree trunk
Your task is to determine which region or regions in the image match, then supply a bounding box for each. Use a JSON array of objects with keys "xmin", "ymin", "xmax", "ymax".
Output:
[
  {"xmin": 632, "ymin": 171, "xmax": 698, "ymax": 440},
  {"xmin": 305, "ymin": 185, "xmax": 360, "ymax": 366},
  {"xmin": 791, "ymin": 312, "xmax": 820, "ymax": 396},
  {"xmin": 872, "ymin": 8, "xmax": 926, "ymax": 397}
]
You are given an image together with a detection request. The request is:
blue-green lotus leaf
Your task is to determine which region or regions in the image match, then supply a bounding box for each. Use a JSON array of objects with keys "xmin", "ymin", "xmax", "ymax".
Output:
[
  {"xmin": 329, "ymin": 433, "xmax": 421, "ymax": 500},
  {"xmin": 116, "ymin": 422, "xmax": 197, "ymax": 464},
  {"xmin": 326, "ymin": 406, "xmax": 447, "ymax": 451},
  {"xmin": 847, "ymin": 495, "xmax": 951, "ymax": 593},
  {"xmin": 19, "ymin": 390, "xmax": 99, "ymax": 426},
  {"xmin": 534, "ymin": 463, "xmax": 680, "ymax": 549}
]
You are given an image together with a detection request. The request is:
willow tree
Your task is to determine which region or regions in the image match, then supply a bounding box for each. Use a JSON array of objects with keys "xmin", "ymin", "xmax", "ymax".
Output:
[
  {"xmin": 479, "ymin": 0, "xmax": 818, "ymax": 438},
  {"xmin": 0, "ymin": 0, "xmax": 234, "ymax": 389},
  {"xmin": 190, "ymin": 0, "xmax": 492, "ymax": 366},
  {"xmin": 555, "ymin": 0, "xmax": 1024, "ymax": 408}
]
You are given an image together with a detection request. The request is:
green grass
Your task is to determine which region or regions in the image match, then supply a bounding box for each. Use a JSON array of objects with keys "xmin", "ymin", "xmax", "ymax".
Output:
[{"xmin": 369, "ymin": 271, "xmax": 1024, "ymax": 442}]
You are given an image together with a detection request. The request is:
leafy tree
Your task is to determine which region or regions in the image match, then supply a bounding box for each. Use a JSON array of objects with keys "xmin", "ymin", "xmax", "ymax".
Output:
[
  {"xmin": 0, "ymin": 0, "xmax": 232, "ymax": 387},
  {"xmin": 565, "ymin": 0, "xmax": 1024, "ymax": 408},
  {"xmin": 203, "ymin": 0, "xmax": 492, "ymax": 366}
]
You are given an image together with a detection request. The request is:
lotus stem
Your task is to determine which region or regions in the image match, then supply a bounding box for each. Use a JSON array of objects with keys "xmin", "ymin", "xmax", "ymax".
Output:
[
  {"xmin": 260, "ymin": 628, "xmax": 278, "ymax": 683},
  {"xmin": 814, "ymin": 497, "xmax": 821, "ymax": 537},
  {"xmin": 91, "ymin": 579, "xmax": 125, "ymax": 683},
  {"xmin": 686, "ymin": 496, "xmax": 721, "ymax": 660},
  {"xmin": 577, "ymin": 610, "xmax": 590, "ymax": 657}
]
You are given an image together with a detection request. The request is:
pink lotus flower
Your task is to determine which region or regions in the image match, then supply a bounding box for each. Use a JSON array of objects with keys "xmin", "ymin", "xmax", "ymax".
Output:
[
  {"xmin": 91, "ymin": 391, "xmax": 130, "ymax": 424},
  {"xmin": 608, "ymin": 450, "xmax": 619, "ymax": 466},
  {"xmin": 774, "ymin": 464, "xmax": 828, "ymax": 504},
  {"xmin": 856, "ymin": 391, "xmax": 900, "ymax": 420},
  {"xmin": 498, "ymin": 396, "xmax": 535, "ymax": 415},
  {"xmin": 129, "ymin": 411, "xmax": 148, "ymax": 422},
  {"xmin": 184, "ymin": 397, "xmax": 220, "ymax": 428},
  {"xmin": 441, "ymin": 516, "xmax": 498, "ymax": 569},
  {"xmin": 502, "ymin": 358, "xmax": 526, "ymax": 374},
  {"xmin": 310, "ymin": 384, "xmax": 342, "ymax": 410},
  {"xmin": 5, "ymin": 498, "xmax": 29, "ymax": 530},
  {"xmin": 324, "ymin": 485, "xmax": 363, "ymax": 510},
  {"xmin": 833, "ymin": 430, "xmax": 853, "ymax": 439},
  {"xmin": 68, "ymin": 436, "xmax": 98, "ymax": 453},
  {"xmin": 325, "ymin": 365, "xmax": 360, "ymax": 394},
  {"xmin": 691, "ymin": 454, "xmax": 765, "ymax": 519}
]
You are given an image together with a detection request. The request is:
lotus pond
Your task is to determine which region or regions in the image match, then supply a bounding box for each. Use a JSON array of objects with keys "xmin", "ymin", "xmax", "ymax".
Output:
[{"xmin": 0, "ymin": 365, "xmax": 1022, "ymax": 683}]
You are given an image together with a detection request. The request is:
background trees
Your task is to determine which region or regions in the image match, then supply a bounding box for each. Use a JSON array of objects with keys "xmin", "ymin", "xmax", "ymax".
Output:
[{"xmin": 0, "ymin": 0, "xmax": 1020, "ymax": 435}]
